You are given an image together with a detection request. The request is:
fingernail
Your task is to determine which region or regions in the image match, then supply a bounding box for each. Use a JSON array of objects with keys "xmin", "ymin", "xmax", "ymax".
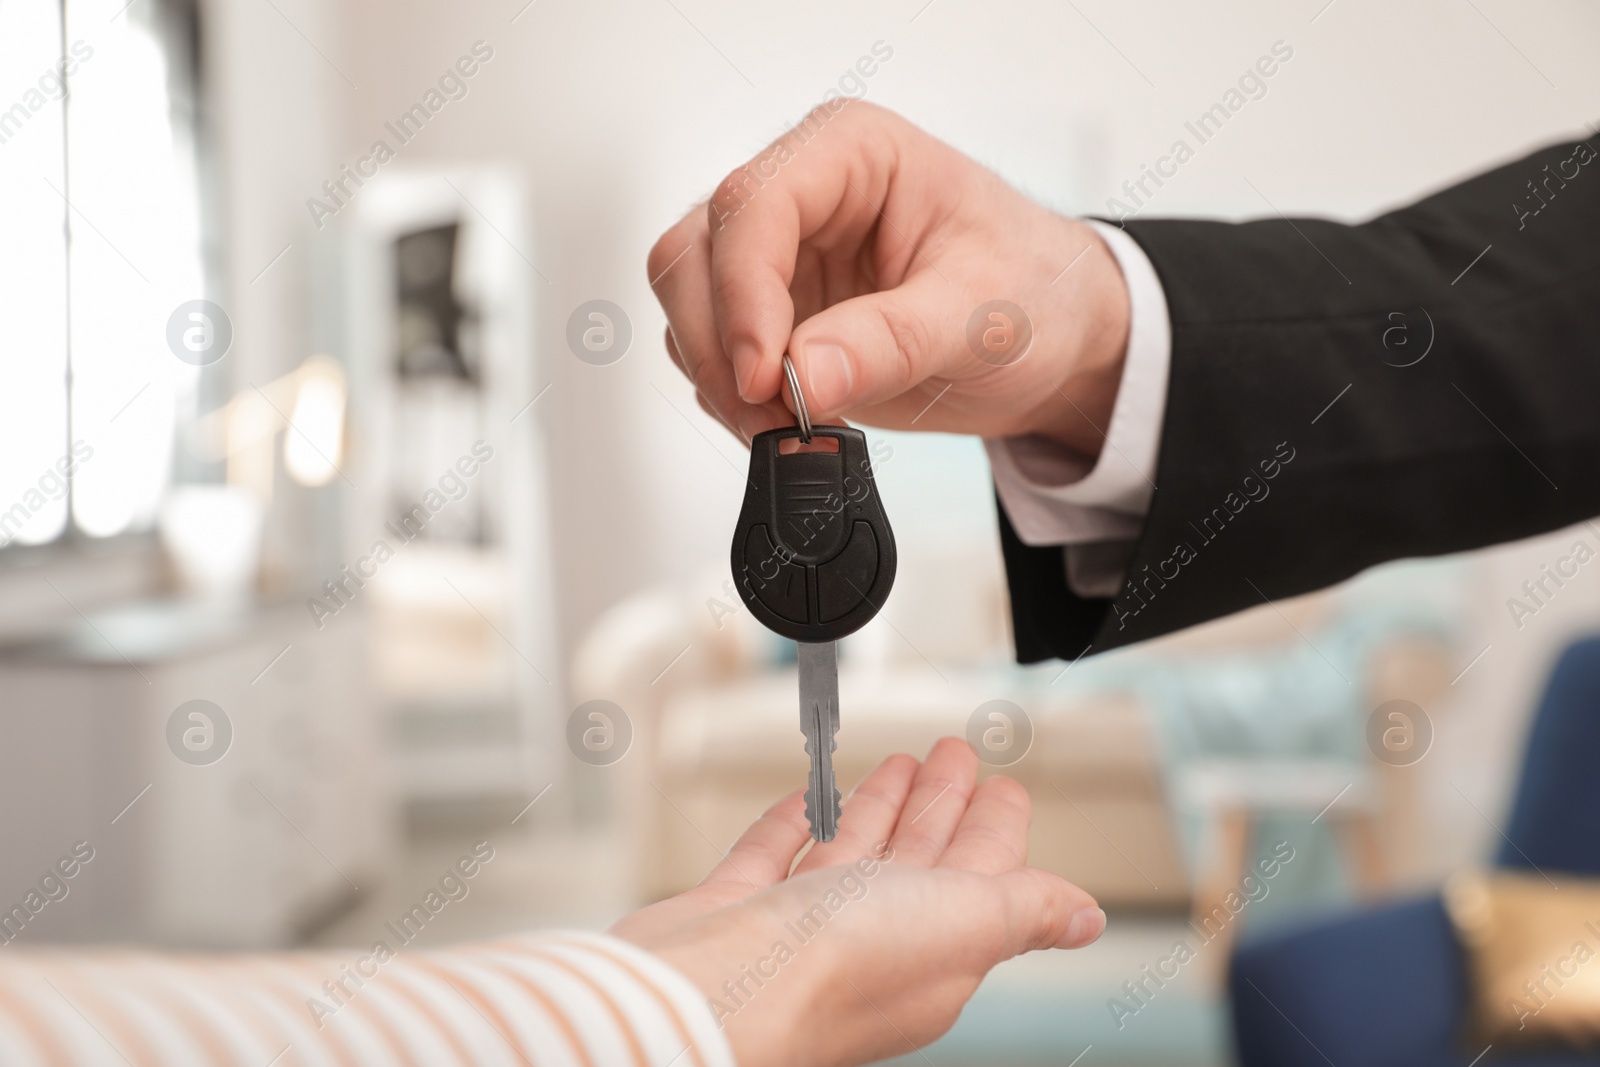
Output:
[
  {"xmin": 803, "ymin": 341, "xmax": 853, "ymax": 412},
  {"xmin": 731, "ymin": 342, "xmax": 760, "ymax": 400},
  {"xmin": 1066, "ymin": 906, "xmax": 1106, "ymax": 947}
]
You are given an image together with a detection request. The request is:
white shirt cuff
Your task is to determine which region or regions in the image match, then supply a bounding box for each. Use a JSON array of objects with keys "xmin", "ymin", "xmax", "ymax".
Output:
[{"xmin": 985, "ymin": 220, "xmax": 1172, "ymax": 596}]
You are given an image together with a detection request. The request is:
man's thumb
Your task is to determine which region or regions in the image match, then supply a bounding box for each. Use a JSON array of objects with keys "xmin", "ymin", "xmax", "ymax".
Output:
[{"xmin": 786, "ymin": 274, "xmax": 956, "ymax": 420}]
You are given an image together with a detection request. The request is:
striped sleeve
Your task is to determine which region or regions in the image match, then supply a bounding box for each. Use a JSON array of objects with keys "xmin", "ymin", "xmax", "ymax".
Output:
[{"xmin": 0, "ymin": 932, "xmax": 736, "ymax": 1067}]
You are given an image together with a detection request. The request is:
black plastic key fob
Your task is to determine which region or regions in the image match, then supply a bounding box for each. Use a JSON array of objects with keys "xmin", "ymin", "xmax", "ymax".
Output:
[{"xmin": 730, "ymin": 425, "xmax": 896, "ymax": 643}]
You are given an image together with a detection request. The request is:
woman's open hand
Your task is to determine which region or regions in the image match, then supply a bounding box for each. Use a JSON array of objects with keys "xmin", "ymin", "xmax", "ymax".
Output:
[{"xmin": 612, "ymin": 738, "xmax": 1105, "ymax": 1067}]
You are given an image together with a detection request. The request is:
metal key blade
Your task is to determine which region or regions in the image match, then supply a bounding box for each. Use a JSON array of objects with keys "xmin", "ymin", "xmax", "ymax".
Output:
[{"xmin": 798, "ymin": 639, "xmax": 841, "ymax": 842}]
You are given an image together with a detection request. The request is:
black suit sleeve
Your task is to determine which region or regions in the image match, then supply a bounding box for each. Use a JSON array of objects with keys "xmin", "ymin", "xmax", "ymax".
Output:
[{"xmin": 1002, "ymin": 136, "xmax": 1600, "ymax": 663}]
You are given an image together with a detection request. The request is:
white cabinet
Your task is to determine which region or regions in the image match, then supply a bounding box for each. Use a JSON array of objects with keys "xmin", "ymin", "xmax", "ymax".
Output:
[{"xmin": 0, "ymin": 599, "xmax": 393, "ymax": 948}]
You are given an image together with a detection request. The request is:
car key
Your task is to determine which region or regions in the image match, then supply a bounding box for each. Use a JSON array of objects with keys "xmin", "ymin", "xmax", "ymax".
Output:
[{"xmin": 730, "ymin": 356, "xmax": 897, "ymax": 841}]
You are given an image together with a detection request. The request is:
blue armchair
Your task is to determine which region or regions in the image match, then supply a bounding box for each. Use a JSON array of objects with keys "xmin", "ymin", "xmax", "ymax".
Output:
[{"xmin": 1230, "ymin": 635, "xmax": 1600, "ymax": 1067}]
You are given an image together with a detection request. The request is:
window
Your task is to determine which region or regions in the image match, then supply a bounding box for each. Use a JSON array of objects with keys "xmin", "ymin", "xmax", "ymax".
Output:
[{"xmin": 0, "ymin": 0, "xmax": 206, "ymax": 549}]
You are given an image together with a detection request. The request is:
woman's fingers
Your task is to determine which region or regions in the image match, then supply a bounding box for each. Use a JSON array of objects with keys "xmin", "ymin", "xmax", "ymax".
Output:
[
  {"xmin": 885, "ymin": 737, "xmax": 979, "ymax": 866},
  {"xmin": 998, "ymin": 867, "xmax": 1105, "ymax": 952},
  {"xmin": 700, "ymin": 789, "xmax": 813, "ymax": 890},
  {"xmin": 937, "ymin": 774, "xmax": 1033, "ymax": 875},
  {"xmin": 792, "ymin": 753, "xmax": 920, "ymax": 875}
]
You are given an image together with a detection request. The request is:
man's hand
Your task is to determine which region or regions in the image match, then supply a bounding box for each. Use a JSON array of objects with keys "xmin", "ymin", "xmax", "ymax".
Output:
[
  {"xmin": 647, "ymin": 101, "xmax": 1131, "ymax": 457},
  {"xmin": 611, "ymin": 738, "xmax": 1106, "ymax": 1067}
]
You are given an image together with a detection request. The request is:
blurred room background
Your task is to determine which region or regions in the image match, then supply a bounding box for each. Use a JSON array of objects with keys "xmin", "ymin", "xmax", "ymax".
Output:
[{"xmin": 1, "ymin": 0, "xmax": 1597, "ymax": 1063}]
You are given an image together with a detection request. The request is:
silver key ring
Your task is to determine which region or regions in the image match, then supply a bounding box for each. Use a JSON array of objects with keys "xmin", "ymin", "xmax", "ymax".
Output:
[{"xmin": 781, "ymin": 354, "xmax": 813, "ymax": 442}]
